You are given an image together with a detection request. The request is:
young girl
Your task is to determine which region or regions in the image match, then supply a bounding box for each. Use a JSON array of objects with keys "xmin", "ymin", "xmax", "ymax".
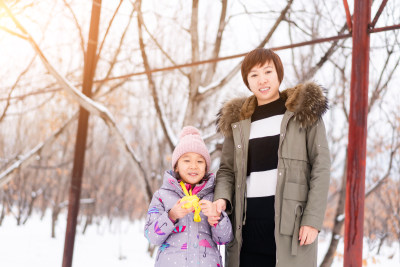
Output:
[{"xmin": 144, "ymin": 126, "xmax": 233, "ymax": 267}]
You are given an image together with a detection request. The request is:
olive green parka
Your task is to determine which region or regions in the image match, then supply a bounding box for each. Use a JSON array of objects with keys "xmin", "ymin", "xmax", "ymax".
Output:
[{"xmin": 214, "ymin": 82, "xmax": 331, "ymax": 267}]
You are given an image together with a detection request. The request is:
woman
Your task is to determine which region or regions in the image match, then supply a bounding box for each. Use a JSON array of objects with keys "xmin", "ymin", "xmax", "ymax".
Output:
[{"xmin": 211, "ymin": 48, "xmax": 331, "ymax": 266}]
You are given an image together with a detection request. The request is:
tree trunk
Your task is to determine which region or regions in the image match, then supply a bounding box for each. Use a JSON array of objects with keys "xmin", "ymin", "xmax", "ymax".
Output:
[
  {"xmin": 62, "ymin": 1, "xmax": 101, "ymax": 266},
  {"xmin": 320, "ymin": 155, "xmax": 347, "ymax": 267}
]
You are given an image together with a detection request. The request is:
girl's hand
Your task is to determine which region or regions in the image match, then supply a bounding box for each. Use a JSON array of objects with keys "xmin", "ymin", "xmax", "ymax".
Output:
[
  {"xmin": 168, "ymin": 199, "xmax": 193, "ymax": 221},
  {"xmin": 199, "ymin": 199, "xmax": 216, "ymax": 217},
  {"xmin": 199, "ymin": 200, "xmax": 221, "ymax": 226},
  {"xmin": 205, "ymin": 199, "xmax": 227, "ymax": 226},
  {"xmin": 299, "ymin": 225, "xmax": 318, "ymax": 246},
  {"xmin": 207, "ymin": 216, "xmax": 220, "ymax": 227}
]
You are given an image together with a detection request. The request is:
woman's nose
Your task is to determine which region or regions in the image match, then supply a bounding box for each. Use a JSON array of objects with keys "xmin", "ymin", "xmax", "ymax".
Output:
[{"xmin": 258, "ymin": 74, "xmax": 268, "ymax": 84}]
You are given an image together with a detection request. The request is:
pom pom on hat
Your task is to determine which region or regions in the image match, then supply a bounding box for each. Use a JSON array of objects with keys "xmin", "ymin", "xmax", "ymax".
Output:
[
  {"xmin": 179, "ymin": 126, "xmax": 201, "ymax": 139},
  {"xmin": 172, "ymin": 126, "xmax": 211, "ymax": 172}
]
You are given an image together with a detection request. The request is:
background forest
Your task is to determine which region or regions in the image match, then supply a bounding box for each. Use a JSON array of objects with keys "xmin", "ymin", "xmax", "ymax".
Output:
[{"xmin": 0, "ymin": 0, "xmax": 399, "ymax": 266}]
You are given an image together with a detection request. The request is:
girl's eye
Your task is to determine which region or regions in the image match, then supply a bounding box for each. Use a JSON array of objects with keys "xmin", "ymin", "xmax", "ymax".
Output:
[
  {"xmin": 198, "ymin": 161, "xmax": 204, "ymax": 164},
  {"xmin": 266, "ymin": 71, "xmax": 271, "ymax": 74},
  {"xmin": 251, "ymin": 74, "xmax": 257, "ymax": 77}
]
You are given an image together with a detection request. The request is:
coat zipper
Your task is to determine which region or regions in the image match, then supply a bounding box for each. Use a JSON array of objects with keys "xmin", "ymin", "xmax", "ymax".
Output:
[
  {"xmin": 278, "ymin": 112, "xmax": 293, "ymax": 160},
  {"xmin": 237, "ymin": 122, "xmax": 247, "ymax": 225},
  {"xmin": 275, "ymin": 112, "xmax": 294, "ymax": 266}
]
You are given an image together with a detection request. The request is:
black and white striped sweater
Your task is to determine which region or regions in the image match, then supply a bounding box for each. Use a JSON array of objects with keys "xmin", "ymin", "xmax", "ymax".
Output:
[{"xmin": 241, "ymin": 96, "xmax": 286, "ymax": 254}]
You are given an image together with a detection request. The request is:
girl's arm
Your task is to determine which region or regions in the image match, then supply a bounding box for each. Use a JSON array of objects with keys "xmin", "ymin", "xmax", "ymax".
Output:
[
  {"xmin": 200, "ymin": 199, "xmax": 233, "ymax": 245},
  {"xmin": 210, "ymin": 210, "xmax": 233, "ymax": 245},
  {"xmin": 144, "ymin": 191, "xmax": 177, "ymax": 246}
]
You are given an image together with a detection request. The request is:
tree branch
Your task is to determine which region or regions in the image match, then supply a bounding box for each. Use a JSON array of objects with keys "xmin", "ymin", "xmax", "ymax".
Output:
[
  {"xmin": 368, "ymin": 48, "xmax": 400, "ymax": 113},
  {"xmin": 0, "ymin": 55, "xmax": 36, "ymax": 122},
  {"xmin": 94, "ymin": 3, "xmax": 134, "ymax": 95},
  {"xmin": 138, "ymin": 9, "xmax": 187, "ymax": 77},
  {"xmin": 202, "ymin": 0, "xmax": 227, "ymax": 86},
  {"xmin": 62, "ymin": 0, "xmax": 86, "ymax": 59},
  {"xmin": 0, "ymin": 25, "xmax": 28, "ymax": 39},
  {"xmin": 301, "ymin": 24, "xmax": 348, "ymax": 81},
  {"xmin": 0, "ymin": 1, "xmax": 153, "ymax": 203},
  {"xmin": 365, "ymin": 127, "xmax": 400, "ymax": 198},
  {"xmin": 196, "ymin": 0, "xmax": 294, "ymax": 101},
  {"xmin": 134, "ymin": 0, "xmax": 176, "ymax": 149},
  {"xmin": 0, "ymin": 114, "xmax": 78, "ymax": 187},
  {"xmin": 95, "ymin": 0, "xmax": 124, "ymax": 71},
  {"xmin": 188, "ymin": 0, "xmax": 200, "ymax": 99}
]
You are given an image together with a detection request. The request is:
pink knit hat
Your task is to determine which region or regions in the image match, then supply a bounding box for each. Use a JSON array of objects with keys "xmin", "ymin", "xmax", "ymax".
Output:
[{"xmin": 172, "ymin": 126, "xmax": 211, "ymax": 172}]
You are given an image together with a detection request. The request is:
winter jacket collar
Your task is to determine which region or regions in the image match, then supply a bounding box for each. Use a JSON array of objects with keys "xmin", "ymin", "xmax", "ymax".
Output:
[
  {"xmin": 161, "ymin": 170, "xmax": 215, "ymax": 199},
  {"xmin": 216, "ymin": 81, "xmax": 328, "ymax": 136}
]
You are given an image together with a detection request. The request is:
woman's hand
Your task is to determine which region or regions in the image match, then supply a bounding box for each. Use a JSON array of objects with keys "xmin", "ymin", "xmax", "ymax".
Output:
[
  {"xmin": 168, "ymin": 199, "xmax": 193, "ymax": 221},
  {"xmin": 299, "ymin": 225, "xmax": 318, "ymax": 246},
  {"xmin": 214, "ymin": 199, "xmax": 227, "ymax": 213},
  {"xmin": 206, "ymin": 199, "xmax": 227, "ymax": 226}
]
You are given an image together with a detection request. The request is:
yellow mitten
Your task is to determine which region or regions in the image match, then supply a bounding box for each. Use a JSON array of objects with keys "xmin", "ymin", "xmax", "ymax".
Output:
[{"xmin": 180, "ymin": 181, "xmax": 202, "ymax": 222}]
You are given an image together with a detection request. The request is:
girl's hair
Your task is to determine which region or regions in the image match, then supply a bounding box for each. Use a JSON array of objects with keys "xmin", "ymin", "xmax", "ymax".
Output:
[{"xmin": 241, "ymin": 48, "xmax": 284, "ymax": 90}]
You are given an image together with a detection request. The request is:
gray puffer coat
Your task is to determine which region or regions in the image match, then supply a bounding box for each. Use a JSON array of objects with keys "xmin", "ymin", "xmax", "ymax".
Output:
[{"xmin": 145, "ymin": 171, "xmax": 233, "ymax": 267}]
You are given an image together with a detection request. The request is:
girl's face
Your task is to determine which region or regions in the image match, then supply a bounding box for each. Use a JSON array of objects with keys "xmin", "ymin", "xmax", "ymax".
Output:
[
  {"xmin": 247, "ymin": 60, "xmax": 280, "ymax": 106},
  {"xmin": 175, "ymin": 152, "xmax": 206, "ymax": 185}
]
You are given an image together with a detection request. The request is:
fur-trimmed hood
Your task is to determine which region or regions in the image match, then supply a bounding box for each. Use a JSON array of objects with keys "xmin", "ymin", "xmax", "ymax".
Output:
[{"xmin": 216, "ymin": 81, "xmax": 328, "ymax": 137}]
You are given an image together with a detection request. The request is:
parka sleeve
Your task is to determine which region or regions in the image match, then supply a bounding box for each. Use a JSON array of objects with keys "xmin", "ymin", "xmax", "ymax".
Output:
[
  {"xmin": 302, "ymin": 118, "xmax": 331, "ymax": 230},
  {"xmin": 213, "ymin": 135, "xmax": 235, "ymax": 214},
  {"xmin": 144, "ymin": 191, "xmax": 176, "ymax": 245},
  {"xmin": 211, "ymin": 211, "xmax": 233, "ymax": 245}
]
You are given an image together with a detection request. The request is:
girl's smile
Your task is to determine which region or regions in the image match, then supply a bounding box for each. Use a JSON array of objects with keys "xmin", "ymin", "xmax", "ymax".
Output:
[{"xmin": 175, "ymin": 152, "xmax": 206, "ymax": 185}]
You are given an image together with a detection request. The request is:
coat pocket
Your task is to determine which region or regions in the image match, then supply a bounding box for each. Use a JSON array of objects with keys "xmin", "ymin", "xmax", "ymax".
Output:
[{"xmin": 280, "ymin": 182, "xmax": 308, "ymax": 236}]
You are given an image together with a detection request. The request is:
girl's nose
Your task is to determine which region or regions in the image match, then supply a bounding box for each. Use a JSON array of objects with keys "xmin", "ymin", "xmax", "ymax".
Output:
[{"xmin": 190, "ymin": 162, "xmax": 197, "ymax": 168}]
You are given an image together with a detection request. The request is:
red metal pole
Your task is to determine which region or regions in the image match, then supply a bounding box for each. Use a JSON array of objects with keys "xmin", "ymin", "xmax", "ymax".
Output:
[
  {"xmin": 344, "ymin": 0, "xmax": 371, "ymax": 266},
  {"xmin": 343, "ymin": 0, "xmax": 353, "ymax": 32},
  {"xmin": 62, "ymin": 1, "xmax": 102, "ymax": 267},
  {"xmin": 369, "ymin": 0, "xmax": 388, "ymax": 29}
]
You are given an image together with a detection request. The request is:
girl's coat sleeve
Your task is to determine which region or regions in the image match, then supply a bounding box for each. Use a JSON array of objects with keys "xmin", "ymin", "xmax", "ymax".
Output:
[
  {"xmin": 144, "ymin": 191, "xmax": 176, "ymax": 246},
  {"xmin": 211, "ymin": 210, "xmax": 233, "ymax": 245}
]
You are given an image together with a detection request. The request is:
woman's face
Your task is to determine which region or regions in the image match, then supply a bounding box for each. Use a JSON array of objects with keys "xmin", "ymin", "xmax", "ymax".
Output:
[
  {"xmin": 247, "ymin": 60, "xmax": 280, "ymax": 105},
  {"xmin": 175, "ymin": 152, "xmax": 206, "ymax": 185}
]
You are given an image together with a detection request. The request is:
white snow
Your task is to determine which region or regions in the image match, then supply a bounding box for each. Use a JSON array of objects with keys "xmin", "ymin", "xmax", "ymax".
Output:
[
  {"xmin": 0, "ymin": 212, "xmax": 155, "ymax": 267},
  {"xmin": 336, "ymin": 214, "xmax": 345, "ymax": 222},
  {"xmin": 0, "ymin": 211, "xmax": 399, "ymax": 267},
  {"xmin": 318, "ymin": 231, "xmax": 400, "ymax": 267}
]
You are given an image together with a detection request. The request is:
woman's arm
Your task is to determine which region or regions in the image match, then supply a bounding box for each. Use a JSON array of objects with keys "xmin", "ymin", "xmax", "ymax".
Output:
[
  {"xmin": 302, "ymin": 118, "xmax": 331, "ymax": 231},
  {"xmin": 213, "ymin": 135, "xmax": 236, "ymax": 214}
]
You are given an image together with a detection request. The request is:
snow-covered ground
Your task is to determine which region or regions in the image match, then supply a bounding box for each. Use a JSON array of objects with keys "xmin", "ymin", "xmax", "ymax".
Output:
[{"xmin": 0, "ymin": 211, "xmax": 398, "ymax": 267}]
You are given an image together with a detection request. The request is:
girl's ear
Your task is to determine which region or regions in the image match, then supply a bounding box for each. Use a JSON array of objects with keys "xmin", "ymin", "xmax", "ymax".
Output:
[{"xmin": 174, "ymin": 163, "xmax": 179, "ymax": 173}]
